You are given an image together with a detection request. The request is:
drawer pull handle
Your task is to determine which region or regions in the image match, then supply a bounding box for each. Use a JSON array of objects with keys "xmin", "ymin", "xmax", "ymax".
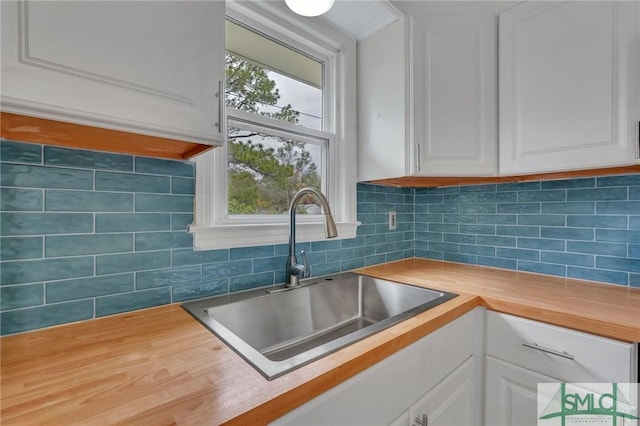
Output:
[
  {"xmin": 522, "ymin": 342, "xmax": 575, "ymax": 360},
  {"xmin": 215, "ymin": 80, "xmax": 224, "ymax": 133}
]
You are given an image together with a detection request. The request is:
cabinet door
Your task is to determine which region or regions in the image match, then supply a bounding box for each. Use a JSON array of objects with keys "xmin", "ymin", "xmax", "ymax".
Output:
[
  {"xmin": 1, "ymin": 0, "xmax": 225, "ymax": 146},
  {"xmin": 499, "ymin": 1, "xmax": 640, "ymax": 174},
  {"xmin": 409, "ymin": 356, "xmax": 478, "ymax": 426},
  {"xmin": 411, "ymin": 14, "xmax": 498, "ymax": 176},
  {"xmin": 485, "ymin": 356, "xmax": 558, "ymax": 426}
]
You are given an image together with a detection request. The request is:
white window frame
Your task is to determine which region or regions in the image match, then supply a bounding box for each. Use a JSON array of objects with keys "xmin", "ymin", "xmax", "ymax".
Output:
[{"xmin": 190, "ymin": 0, "xmax": 358, "ymax": 250}]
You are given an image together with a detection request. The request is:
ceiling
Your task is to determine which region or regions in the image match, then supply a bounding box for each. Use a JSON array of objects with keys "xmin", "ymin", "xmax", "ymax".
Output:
[
  {"xmin": 320, "ymin": 0, "xmax": 403, "ymax": 41},
  {"xmin": 392, "ymin": 1, "xmax": 517, "ymax": 16},
  {"xmin": 320, "ymin": 0, "xmax": 518, "ymax": 41}
]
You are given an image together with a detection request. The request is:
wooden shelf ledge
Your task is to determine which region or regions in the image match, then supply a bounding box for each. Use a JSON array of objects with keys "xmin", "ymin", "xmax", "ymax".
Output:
[
  {"xmin": 369, "ymin": 165, "xmax": 640, "ymax": 188},
  {"xmin": 1, "ymin": 112, "xmax": 214, "ymax": 160}
]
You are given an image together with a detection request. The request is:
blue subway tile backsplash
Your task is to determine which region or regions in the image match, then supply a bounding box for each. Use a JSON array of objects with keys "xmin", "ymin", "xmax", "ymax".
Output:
[
  {"xmin": 2, "ymin": 256, "xmax": 95, "ymax": 285},
  {"xmin": 414, "ymin": 178, "xmax": 639, "ymax": 287},
  {"xmin": 1, "ymin": 140, "xmax": 639, "ymax": 335},
  {"xmin": 0, "ymin": 300, "xmax": 94, "ymax": 336},
  {"xmin": 1, "ymin": 163, "xmax": 93, "ymax": 190},
  {"xmin": 45, "ymin": 234, "xmax": 133, "ymax": 257},
  {"xmin": 44, "ymin": 145, "xmax": 133, "ymax": 171},
  {"xmin": 0, "ymin": 236, "xmax": 43, "ymax": 260},
  {"xmin": 0, "ymin": 140, "xmax": 414, "ymax": 335},
  {"xmin": 1, "ymin": 140, "xmax": 42, "ymax": 163},
  {"xmin": 1, "ymin": 212, "xmax": 94, "ymax": 236},
  {"xmin": 46, "ymin": 274, "xmax": 135, "ymax": 303},
  {"xmin": 95, "ymin": 287, "xmax": 172, "ymax": 317},
  {"xmin": 135, "ymin": 156, "xmax": 194, "ymax": 177},
  {"xmin": 45, "ymin": 190, "xmax": 133, "ymax": 212},
  {"xmin": 1, "ymin": 188, "xmax": 43, "ymax": 211},
  {"xmin": 1, "ymin": 283, "xmax": 44, "ymax": 310},
  {"xmin": 95, "ymin": 171, "xmax": 171, "ymax": 193},
  {"xmin": 172, "ymin": 278, "xmax": 228, "ymax": 303}
]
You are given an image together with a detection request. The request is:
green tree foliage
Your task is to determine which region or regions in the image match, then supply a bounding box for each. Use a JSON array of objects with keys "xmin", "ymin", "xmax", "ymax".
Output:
[{"xmin": 225, "ymin": 53, "xmax": 321, "ymax": 214}]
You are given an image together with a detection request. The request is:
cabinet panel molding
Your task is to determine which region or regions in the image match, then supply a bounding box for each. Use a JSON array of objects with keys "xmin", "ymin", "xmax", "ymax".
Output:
[
  {"xmin": 18, "ymin": 1, "xmax": 195, "ymax": 103},
  {"xmin": 499, "ymin": 1, "xmax": 640, "ymax": 174},
  {"xmin": 412, "ymin": 14, "xmax": 497, "ymax": 176}
]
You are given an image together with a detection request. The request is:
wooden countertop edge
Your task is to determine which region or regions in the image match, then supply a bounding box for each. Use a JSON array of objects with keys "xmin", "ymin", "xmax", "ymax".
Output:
[
  {"xmin": 222, "ymin": 294, "xmax": 481, "ymax": 425},
  {"xmin": 479, "ymin": 297, "xmax": 640, "ymax": 343},
  {"xmin": 368, "ymin": 165, "xmax": 640, "ymax": 187}
]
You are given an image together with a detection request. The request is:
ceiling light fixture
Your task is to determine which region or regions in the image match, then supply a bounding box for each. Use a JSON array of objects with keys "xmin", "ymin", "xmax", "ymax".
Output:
[{"xmin": 285, "ymin": 0, "xmax": 335, "ymax": 17}]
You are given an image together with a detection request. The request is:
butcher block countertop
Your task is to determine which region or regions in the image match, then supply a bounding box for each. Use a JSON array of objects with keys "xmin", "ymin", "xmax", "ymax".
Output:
[{"xmin": 2, "ymin": 258, "xmax": 639, "ymax": 425}]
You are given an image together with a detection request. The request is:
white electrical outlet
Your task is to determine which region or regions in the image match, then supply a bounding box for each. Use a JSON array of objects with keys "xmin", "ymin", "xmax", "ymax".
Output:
[{"xmin": 388, "ymin": 211, "xmax": 397, "ymax": 230}]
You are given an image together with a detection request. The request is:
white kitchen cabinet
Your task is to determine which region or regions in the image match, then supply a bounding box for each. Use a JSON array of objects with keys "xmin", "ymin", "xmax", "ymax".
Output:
[
  {"xmin": 1, "ymin": 0, "xmax": 225, "ymax": 147},
  {"xmin": 499, "ymin": 1, "xmax": 640, "ymax": 174},
  {"xmin": 409, "ymin": 356, "xmax": 477, "ymax": 426},
  {"xmin": 390, "ymin": 357, "xmax": 477, "ymax": 426},
  {"xmin": 357, "ymin": 12, "xmax": 498, "ymax": 181},
  {"xmin": 485, "ymin": 311, "xmax": 638, "ymax": 426},
  {"xmin": 271, "ymin": 308, "xmax": 485, "ymax": 426},
  {"xmin": 411, "ymin": 15, "xmax": 498, "ymax": 177},
  {"xmin": 485, "ymin": 356, "xmax": 556, "ymax": 426}
]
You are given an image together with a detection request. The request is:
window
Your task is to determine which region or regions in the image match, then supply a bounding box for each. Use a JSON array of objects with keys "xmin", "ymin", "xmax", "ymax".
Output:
[
  {"xmin": 225, "ymin": 20, "xmax": 327, "ymax": 215},
  {"xmin": 191, "ymin": 1, "xmax": 358, "ymax": 250}
]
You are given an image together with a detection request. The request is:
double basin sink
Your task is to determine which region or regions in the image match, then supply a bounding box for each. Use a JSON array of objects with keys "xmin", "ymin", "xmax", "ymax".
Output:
[{"xmin": 182, "ymin": 273, "xmax": 457, "ymax": 379}]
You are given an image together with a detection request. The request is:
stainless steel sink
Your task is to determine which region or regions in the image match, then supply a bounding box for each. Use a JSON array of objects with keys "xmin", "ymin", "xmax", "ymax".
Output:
[{"xmin": 182, "ymin": 273, "xmax": 457, "ymax": 379}]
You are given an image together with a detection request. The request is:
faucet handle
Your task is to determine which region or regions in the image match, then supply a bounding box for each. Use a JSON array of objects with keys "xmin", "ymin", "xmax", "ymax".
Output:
[{"xmin": 300, "ymin": 250, "xmax": 310, "ymax": 278}]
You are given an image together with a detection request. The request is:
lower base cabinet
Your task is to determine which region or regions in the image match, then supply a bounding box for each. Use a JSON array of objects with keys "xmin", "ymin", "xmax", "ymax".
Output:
[
  {"xmin": 271, "ymin": 308, "xmax": 485, "ymax": 426},
  {"xmin": 485, "ymin": 311, "xmax": 638, "ymax": 426},
  {"xmin": 485, "ymin": 356, "xmax": 557, "ymax": 426},
  {"xmin": 392, "ymin": 356, "xmax": 477, "ymax": 426}
]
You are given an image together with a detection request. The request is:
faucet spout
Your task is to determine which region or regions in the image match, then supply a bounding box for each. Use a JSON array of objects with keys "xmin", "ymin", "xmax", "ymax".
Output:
[{"xmin": 286, "ymin": 187, "xmax": 337, "ymax": 287}]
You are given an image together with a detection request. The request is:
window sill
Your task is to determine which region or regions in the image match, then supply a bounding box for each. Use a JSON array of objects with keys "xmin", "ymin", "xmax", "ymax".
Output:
[{"xmin": 189, "ymin": 221, "xmax": 359, "ymax": 250}]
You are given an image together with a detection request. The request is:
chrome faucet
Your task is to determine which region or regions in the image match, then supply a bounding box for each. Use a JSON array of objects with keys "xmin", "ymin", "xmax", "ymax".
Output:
[{"xmin": 286, "ymin": 187, "xmax": 337, "ymax": 288}]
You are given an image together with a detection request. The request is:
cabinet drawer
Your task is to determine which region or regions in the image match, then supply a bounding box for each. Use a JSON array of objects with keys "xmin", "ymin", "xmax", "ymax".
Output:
[{"xmin": 487, "ymin": 311, "xmax": 637, "ymax": 383}]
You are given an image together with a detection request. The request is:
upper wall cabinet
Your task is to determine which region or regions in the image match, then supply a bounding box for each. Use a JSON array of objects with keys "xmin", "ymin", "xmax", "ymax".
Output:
[
  {"xmin": 0, "ymin": 1, "xmax": 225, "ymax": 158},
  {"xmin": 357, "ymin": 13, "xmax": 498, "ymax": 181},
  {"xmin": 499, "ymin": 1, "xmax": 640, "ymax": 175},
  {"xmin": 412, "ymin": 14, "xmax": 498, "ymax": 177}
]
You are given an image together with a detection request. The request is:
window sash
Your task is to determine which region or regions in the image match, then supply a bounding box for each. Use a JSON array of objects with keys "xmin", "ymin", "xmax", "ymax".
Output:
[
  {"xmin": 226, "ymin": 20, "xmax": 323, "ymax": 89},
  {"xmin": 226, "ymin": 111, "xmax": 331, "ymax": 218}
]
